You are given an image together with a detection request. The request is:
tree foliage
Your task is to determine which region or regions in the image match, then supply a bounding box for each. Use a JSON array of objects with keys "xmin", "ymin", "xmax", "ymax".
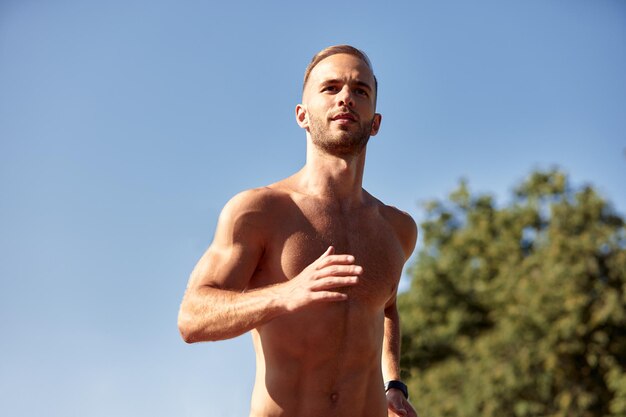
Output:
[{"xmin": 399, "ymin": 170, "xmax": 626, "ymax": 417}]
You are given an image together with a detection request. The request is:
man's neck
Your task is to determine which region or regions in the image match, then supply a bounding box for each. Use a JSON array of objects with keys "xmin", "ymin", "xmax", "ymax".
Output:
[{"xmin": 294, "ymin": 141, "xmax": 367, "ymax": 210}]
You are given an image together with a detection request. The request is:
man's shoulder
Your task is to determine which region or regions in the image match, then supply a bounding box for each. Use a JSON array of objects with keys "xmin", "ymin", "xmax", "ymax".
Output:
[
  {"xmin": 222, "ymin": 186, "xmax": 291, "ymax": 217},
  {"xmin": 367, "ymin": 194, "xmax": 418, "ymax": 259},
  {"xmin": 380, "ymin": 203, "xmax": 417, "ymax": 237},
  {"xmin": 365, "ymin": 192, "xmax": 414, "ymax": 225},
  {"xmin": 220, "ymin": 183, "xmax": 299, "ymax": 224}
]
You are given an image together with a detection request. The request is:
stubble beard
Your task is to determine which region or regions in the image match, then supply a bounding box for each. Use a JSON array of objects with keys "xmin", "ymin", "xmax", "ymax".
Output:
[{"xmin": 308, "ymin": 113, "xmax": 374, "ymax": 158}]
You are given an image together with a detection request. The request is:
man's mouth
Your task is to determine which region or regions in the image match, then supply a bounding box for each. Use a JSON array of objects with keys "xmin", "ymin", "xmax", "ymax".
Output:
[{"xmin": 331, "ymin": 112, "xmax": 357, "ymax": 122}]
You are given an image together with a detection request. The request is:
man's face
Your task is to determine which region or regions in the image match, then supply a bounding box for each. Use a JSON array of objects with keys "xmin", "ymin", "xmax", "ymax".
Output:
[{"xmin": 297, "ymin": 53, "xmax": 381, "ymax": 157}]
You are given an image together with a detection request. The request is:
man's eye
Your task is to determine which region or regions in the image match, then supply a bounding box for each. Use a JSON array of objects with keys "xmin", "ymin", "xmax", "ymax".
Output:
[
  {"xmin": 323, "ymin": 86, "xmax": 338, "ymax": 92},
  {"xmin": 355, "ymin": 88, "xmax": 368, "ymax": 96}
]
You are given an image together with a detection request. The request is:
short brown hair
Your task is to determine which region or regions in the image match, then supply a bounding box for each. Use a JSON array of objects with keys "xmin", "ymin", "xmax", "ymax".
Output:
[{"xmin": 302, "ymin": 45, "xmax": 378, "ymax": 98}]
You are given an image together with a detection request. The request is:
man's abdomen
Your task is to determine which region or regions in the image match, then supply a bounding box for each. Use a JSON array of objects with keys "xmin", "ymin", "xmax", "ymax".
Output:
[{"xmin": 249, "ymin": 305, "xmax": 388, "ymax": 417}]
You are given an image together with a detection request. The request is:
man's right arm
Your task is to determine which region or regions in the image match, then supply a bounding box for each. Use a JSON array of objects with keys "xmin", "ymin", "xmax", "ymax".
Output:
[{"xmin": 177, "ymin": 189, "xmax": 362, "ymax": 343}]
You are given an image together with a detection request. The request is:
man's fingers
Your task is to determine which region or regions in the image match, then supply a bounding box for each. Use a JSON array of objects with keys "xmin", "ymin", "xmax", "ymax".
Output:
[
  {"xmin": 387, "ymin": 391, "xmax": 410, "ymax": 416},
  {"xmin": 316, "ymin": 263, "xmax": 363, "ymax": 277},
  {"xmin": 389, "ymin": 398, "xmax": 403, "ymax": 411},
  {"xmin": 389, "ymin": 401, "xmax": 407, "ymax": 416},
  {"xmin": 315, "ymin": 253, "xmax": 356, "ymax": 269},
  {"xmin": 310, "ymin": 276, "xmax": 359, "ymax": 291},
  {"xmin": 317, "ymin": 246, "xmax": 334, "ymax": 261}
]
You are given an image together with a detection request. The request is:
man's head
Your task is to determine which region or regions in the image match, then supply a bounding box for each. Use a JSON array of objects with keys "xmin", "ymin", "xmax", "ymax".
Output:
[
  {"xmin": 302, "ymin": 45, "xmax": 378, "ymax": 104},
  {"xmin": 297, "ymin": 45, "xmax": 382, "ymax": 157}
]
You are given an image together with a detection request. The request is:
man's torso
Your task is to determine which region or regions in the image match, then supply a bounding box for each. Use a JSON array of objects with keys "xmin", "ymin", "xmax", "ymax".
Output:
[{"xmin": 245, "ymin": 182, "xmax": 410, "ymax": 416}]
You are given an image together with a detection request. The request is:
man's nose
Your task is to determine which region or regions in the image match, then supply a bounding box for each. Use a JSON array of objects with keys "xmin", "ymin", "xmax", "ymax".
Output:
[{"xmin": 337, "ymin": 87, "xmax": 354, "ymax": 107}]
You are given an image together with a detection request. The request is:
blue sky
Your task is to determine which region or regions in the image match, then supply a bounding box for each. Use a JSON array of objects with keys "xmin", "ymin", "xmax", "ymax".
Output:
[{"xmin": 1, "ymin": 1, "xmax": 624, "ymax": 416}]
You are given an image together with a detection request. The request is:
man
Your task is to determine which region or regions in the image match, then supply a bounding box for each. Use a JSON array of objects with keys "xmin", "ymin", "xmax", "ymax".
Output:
[{"xmin": 178, "ymin": 45, "xmax": 418, "ymax": 417}]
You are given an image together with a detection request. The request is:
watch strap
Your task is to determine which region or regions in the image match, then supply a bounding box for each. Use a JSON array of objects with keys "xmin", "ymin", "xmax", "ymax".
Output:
[{"xmin": 384, "ymin": 380, "xmax": 409, "ymax": 399}]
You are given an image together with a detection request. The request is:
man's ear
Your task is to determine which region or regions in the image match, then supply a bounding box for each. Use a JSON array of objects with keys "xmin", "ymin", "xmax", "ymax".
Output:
[
  {"xmin": 370, "ymin": 113, "xmax": 382, "ymax": 136},
  {"xmin": 295, "ymin": 104, "xmax": 309, "ymax": 129}
]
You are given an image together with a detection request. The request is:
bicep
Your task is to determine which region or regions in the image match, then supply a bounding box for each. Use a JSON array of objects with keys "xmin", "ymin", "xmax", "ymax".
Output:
[
  {"xmin": 187, "ymin": 195, "xmax": 266, "ymax": 292},
  {"xmin": 188, "ymin": 241, "xmax": 262, "ymax": 292}
]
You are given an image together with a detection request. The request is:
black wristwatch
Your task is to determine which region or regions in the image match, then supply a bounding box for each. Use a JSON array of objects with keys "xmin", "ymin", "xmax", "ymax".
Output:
[{"xmin": 384, "ymin": 380, "xmax": 409, "ymax": 399}]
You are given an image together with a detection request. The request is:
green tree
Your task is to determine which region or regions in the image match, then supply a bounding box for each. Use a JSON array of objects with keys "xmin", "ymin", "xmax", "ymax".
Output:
[{"xmin": 399, "ymin": 170, "xmax": 626, "ymax": 417}]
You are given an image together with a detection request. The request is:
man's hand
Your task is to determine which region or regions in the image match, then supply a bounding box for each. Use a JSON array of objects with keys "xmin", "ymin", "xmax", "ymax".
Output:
[
  {"xmin": 387, "ymin": 388, "xmax": 418, "ymax": 417},
  {"xmin": 279, "ymin": 246, "xmax": 362, "ymax": 312}
]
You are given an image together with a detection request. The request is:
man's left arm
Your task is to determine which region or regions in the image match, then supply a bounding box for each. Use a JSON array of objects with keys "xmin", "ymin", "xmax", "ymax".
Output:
[
  {"xmin": 382, "ymin": 207, "xmax": 419, "ymax": 417},
  {"xmin": 383, "ymin": 299, "xmax": 418, "ymax": 417}
]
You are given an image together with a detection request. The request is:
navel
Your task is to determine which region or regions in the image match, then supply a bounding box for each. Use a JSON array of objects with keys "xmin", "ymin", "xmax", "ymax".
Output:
[{"xmin": 330, "ymin": 392, "xmax": 339, "ymax": 403}]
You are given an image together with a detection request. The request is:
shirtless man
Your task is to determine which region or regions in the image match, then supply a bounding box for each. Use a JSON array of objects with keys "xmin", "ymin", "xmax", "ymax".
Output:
[{"xmin": 178, "ymin": 45, "xmax": 418, "ymax": 417}]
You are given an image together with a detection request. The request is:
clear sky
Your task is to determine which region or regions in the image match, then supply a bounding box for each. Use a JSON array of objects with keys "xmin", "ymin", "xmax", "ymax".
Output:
[{"xmin": 1, "ymin": 1, "xmax": 624, "ymax": 416}]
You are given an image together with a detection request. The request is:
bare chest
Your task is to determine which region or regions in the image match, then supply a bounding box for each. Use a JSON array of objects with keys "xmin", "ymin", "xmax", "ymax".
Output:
[{"xmin": 255, "ymin": 203, "xmax": 406, "ymax": 307}]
